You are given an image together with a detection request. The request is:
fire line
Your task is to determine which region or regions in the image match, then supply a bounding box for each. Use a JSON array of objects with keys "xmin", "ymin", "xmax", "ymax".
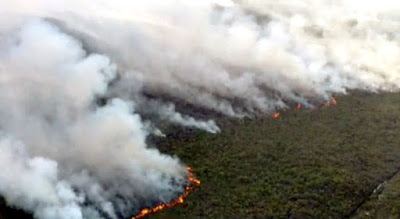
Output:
[
  {"xmin": 272, "ymin": 97, "xmax": 338, "ymax": 119},
  {"xmin": 134, "ymin": 96, "xmax": 338, "ymax": 218},
  {"xmin": 133, "ymin": 167, "xmax": 201, "ymax": 219}
]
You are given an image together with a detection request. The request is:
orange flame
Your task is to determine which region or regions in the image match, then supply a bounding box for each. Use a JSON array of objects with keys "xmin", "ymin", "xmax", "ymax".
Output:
[
  {"xmin": 133, "ymin": 167, "xmax": 200, "ymax": 219},
  {"xmin": 296, "ymin": 103, "xmax": 301, "ymax": 109},
  {"xmin": 323, "ymin": 97, "xmax": 337, "ymax": 108},
  {"xmin": 331, "ymin": 97, "xmax": 337, "ymax": 105},
  {"xmin": 271, "ymin": 112, "xmax": 280, "ymax": 119}
]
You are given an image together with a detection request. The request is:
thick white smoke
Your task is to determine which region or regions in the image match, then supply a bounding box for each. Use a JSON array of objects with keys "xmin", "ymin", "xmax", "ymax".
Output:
[
  {"xmin": 0, "ymin": 0, "xmax": 400, "ymax": 218},
  {"xmin": 0, "ymin": 19, "xmax": 186, "ymax": 218},
  {"xmin": 4, "ymin": 0, "xmax": 399, "ymax": 115}
]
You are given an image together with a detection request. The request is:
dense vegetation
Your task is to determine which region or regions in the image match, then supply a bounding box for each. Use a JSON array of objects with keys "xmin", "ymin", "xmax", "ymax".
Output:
[
  {"xmin": 2, "ymin": 92, "xmax": 400, "ymax": 218},
  {"xmin": 155, "ymin": 92, "xmax": 400, "ymax": 218}
]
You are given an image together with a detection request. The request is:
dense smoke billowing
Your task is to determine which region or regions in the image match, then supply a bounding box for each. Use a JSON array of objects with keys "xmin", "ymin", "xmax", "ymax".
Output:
[
  {"xmin": 0, "ymin": 0, "xmax": 399, "ymax": 218},
  {"xmin": 0, "ymin": 19, "xmax": 187, "ymax": 218}
]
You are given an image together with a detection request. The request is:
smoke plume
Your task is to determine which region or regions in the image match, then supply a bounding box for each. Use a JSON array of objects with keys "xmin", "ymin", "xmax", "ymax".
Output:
[{"xmin": 0, "ymin": 0, "xmax": 399, "ymax": 218}]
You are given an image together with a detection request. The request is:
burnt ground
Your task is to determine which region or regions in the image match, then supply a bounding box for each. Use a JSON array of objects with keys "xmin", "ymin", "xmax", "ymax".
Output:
[{"xmin": 3, "ymin": 92, "xmax": 400, "ymax": 218}]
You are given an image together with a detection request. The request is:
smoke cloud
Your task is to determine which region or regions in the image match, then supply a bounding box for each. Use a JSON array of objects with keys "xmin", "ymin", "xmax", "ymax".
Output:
[
  {"xmin": 0, "ymin": 0, "xmax": 399, "ymax": 218},
  {"xmin": 0, "ymin": 19, "xmax": 186, "ymax": 218}
]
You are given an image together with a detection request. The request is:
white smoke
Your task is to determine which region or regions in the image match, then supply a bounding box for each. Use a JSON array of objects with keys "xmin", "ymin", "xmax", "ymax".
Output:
[
  {"xmin": 0, "ymin": 0, "xmax": 400, "ymax": 218},
  {"xmin": 4, "ymin": 0, "xmax": 397, "ymax": 115},
  {"xmin": 0, "ymin": 20, "xmax": 186, "ymax": 218}
]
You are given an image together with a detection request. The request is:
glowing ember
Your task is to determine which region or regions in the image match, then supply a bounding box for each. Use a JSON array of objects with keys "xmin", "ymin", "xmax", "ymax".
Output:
[
  {"xmin": 133, "ymin": 167, "xmax": 200, "ymax": 219},
  {"xmin": 271, "ymin": 112, "xmax": 280, "ymax": 119}
]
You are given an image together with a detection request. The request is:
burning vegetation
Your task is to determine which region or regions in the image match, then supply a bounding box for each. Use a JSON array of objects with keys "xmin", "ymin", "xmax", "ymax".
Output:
[
  {"xmin": 132, "ymin": 95, "xmax": 339, "ymax": 218},
  {"xmin": 0, "ymin": 0, "xmax": 399, "ymax": 218},
  {"xmin": 270, "ymin": 97, "xmax": 338, "ymax": 120},
  {"xmin": 133, "ymin": 167, "xmax": 201, "ymax": 219},
  {"xmin": 323, "ymin": 97, "xmax": 338, "ymax": 108},
  {"xmin": 271, "ymin": 112, "xmax": 281, "ymax": 119}
]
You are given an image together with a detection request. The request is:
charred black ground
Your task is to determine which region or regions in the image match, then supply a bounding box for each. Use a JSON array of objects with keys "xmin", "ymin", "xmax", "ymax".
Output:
[{"xmin": 3, "ymin": 92, "xmax": 400, "ymax": 218}]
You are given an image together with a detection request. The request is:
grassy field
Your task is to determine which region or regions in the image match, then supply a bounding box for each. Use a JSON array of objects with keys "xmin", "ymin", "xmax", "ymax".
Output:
[{"xmin": 2, "ymin": 92, "xmax": 400, "ymax": 218}]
